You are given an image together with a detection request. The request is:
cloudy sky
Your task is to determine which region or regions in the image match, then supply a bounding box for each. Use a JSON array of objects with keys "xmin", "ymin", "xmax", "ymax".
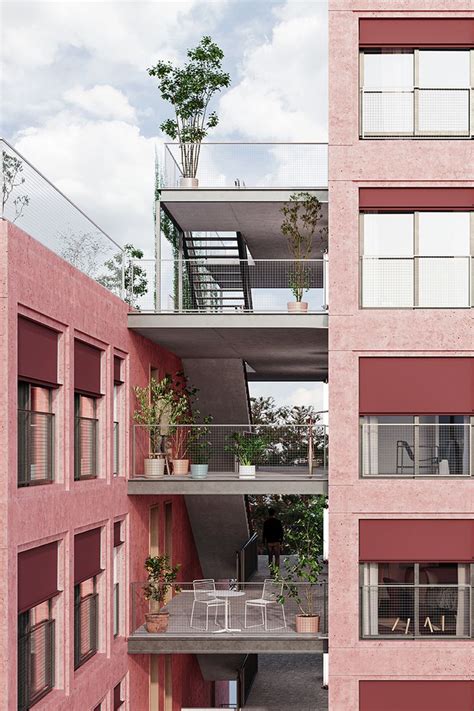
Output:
[{"xmin": 1, "ymin": 0, "xmax": 328, "ymax": 409}]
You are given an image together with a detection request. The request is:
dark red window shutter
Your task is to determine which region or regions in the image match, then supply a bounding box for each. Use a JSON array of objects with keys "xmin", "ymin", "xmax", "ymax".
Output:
[
  {"xmin": 360, "ymin": 680, "xmax": 474, "ymax": 711},
  {"xmin": 360, "ymin": 18, "xmax": 474, "ymax": 48},
  {"xmin": 18, "ymin": 542, "xmax": 58, "ymax": 613},
  {"xmin": 359, "ymin": 520, "xmax": 474, "ymax": 563},
  {"xmin": 359, "ymin": 187, "xmax": 474, "ymax": 212},
  {"xmin": 74, "ymin": 528, "xmax": 102, "ymax": 584},
  {"xmin": 18, "ymin": 317, "xmax": 59, "ymax": 388},
  {"xmin": 114, "ymin": 522, "xmax": 123, "ymax": 548},
  {"xmin": 359, "ymin": 357, "xmax": 474, "ymax": 415},
  {"xmin": 114, "ymin": 356, "xmax": 124, "ymax": 385},
  {"xmin": 74, "ymin": 340, "xmax": 102, "ymax": 397},
  {"xmin": 113, "ymin": 683, "xmax": 123, "ymax": 709}
]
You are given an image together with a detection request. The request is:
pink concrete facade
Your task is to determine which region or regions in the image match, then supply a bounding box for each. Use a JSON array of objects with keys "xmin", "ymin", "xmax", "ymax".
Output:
[
  {"xmin": 0, "ymin": 221, "xmax": 215, "ymax": 710},
  {"xmin": 328, "ymin": 2, "xmax": 474, "ymax": 710}
]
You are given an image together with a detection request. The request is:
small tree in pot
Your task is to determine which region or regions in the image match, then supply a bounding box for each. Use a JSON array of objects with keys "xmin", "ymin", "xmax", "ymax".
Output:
[
  {"xmin": 148, "ymin": 36, "xmax": 230, "ymax": 187},
  {"xmin": 133, "ymin": 376, "xmax": 175, "ymax": 478},
  {"xmin": 143, "ymin": 555, "xmax": 181, "ymax": 633},
  {"xmin": 280, "ymin": 191, "xmax": 324, "ymax": 313},
  {"xmin": 226, "ymin": 432, "xmax": 267, "ymax": 479}
]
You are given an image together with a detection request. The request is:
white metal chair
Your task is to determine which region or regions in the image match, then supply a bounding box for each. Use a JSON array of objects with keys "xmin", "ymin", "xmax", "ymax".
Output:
[
  {"xmin": 190, "ymin": 579, "xmax": 226, "ymax": 631},
  {"xmin": 244, "ymin": 579, "xmax": 287, "ymax": 631}
]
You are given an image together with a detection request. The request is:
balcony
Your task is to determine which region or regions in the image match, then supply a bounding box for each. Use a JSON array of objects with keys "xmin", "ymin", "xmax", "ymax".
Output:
[
  {"xmin": 360, "ymin": 584, "xmax": 471, "ymax": 639},
  {"xmin": 360, "ymin": 420, "xmax": 472, "ymax": 478},
  {"xmin": 129, "ymin": 423, "xmax": 328, "ymax": 495},
  {"xmin": 17, "ymin": 410, "xmax": 54, "ymax": 486},
  {"xmin": 162, "ymin": 142, "xmax": 328, "ymax": 189},
  {"xmin": 18, "ymin": 619, "xmax": 55, "ymax": 711},
  {"xmin": 129, "ymin": 580, "xmax": 327, "ymax": 654}
]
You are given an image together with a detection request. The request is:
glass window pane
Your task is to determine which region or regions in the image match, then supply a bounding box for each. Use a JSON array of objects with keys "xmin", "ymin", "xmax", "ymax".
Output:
[
  {"xmin": 418, "ymin": 51, "xmax": 470, "ymax": 88},
  {"xmin": 418, "ymin": 213, "xmax": 470, "ymax": 256},
  {"xmin": 364, "ymin": 52, "xmax": 414, "ymax": 89},
  {"xmin": 363, "ymin": 214, "xmax": 414, "ymax": 256}
]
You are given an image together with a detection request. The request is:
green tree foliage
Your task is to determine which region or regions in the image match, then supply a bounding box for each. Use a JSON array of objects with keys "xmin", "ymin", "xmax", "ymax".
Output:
[
  {"xmin": 2, "ymin": 150, "xmax": 29, "ymax": 221},
  {"xmin": 98, "ymin": 243, "xmax": 148, "ymax": 304}
]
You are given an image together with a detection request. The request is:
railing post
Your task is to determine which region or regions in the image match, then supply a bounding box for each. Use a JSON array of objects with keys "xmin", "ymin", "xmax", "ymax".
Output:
[
  {"xmin": 154, "ymin": 197, "xmax": 161, "ymax": 312},
  {"xmin": 323, "ymin": 252, "xmax": 329, "ymax": 310},
  {"xmin": 178, "ymin": 232, "xmax": 184, "ymax": 312}
]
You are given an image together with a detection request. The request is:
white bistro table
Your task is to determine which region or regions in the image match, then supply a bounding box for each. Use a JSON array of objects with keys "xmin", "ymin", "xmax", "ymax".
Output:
[{"xmin": 210, "ymin": 590, "xmax": 245, "ymax": 633}]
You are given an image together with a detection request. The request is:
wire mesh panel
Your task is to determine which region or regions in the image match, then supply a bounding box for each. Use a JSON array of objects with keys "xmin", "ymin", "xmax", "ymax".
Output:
[
  {"xmin": 361, "ymin": 257, "xmax": 413, "ymax": 308},
  {"xmin": 1, "ymin": 139, "xmax": 125, "ymax": 295},
  {"xmin": 18, "ymin": 619, "xmax": 55, "ymax": 711},
  {"xmin": 17, "ymin": 410, "xmax": 54, "ymax": 486},
  {"xmin": 360, "ymin": 423, "xmax": 471, "ymax": 478},
  {"xmin": 361, "ymin": 585, "xmax": 471, "ymax": 638},
  {"xmin": 417, "ymin": 257, "xmax": 470, "ymax": 308},
  {"xmin": 361, "ymin": 90, "xmax": 414, "ymax": 136},
  {"xmin": 417, "ymin": 89, "xmax": 470, "ymax": 137},
  {"xmin": 74, "ymin": 593, "xmax": 98, "ymax": 668},
  {"xmin": 163, "ymin": 143, "xmax": 328, "ymax": 188},
  {"xmin": 74, "ymin": 417, "xmax": 98, "ymax": 480}
]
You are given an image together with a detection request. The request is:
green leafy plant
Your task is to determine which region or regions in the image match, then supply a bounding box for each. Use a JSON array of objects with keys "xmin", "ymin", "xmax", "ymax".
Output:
[
  {"xmin": 98, "ymin": 243, "xmax": 148, "ymax": 305},
  {"xmin": 226, "ymin": 432, "xmax": 267, "ymax": 466},
  {"xmin": 143, "ymin": 555, "xmax": 181, "ymax": 610},
  {"xmin": 2, "ymin": 150, "xmax": 29, "ymax": 221},
  {"xmin": 148, "ymin": 36, "xmax": 231, "ymax": 178},
  {"xmin": 188, "ymin": 417, "xmax": 213, "ymax": 464}
]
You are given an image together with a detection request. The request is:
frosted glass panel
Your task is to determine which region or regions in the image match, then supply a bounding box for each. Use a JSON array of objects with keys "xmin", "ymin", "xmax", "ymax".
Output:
[
  {"xmin": 418, "ymin": 212, "xmax": 470, "ymax": 255},
  {"xmin": 363, "ymin": 213, "xmax": 414, "ymax": 256},
  {"xmin": 364, "ymin": 53, "xmax": 414, "ymax": 89},
  {"xmin": 419, "ymin": 51, "xmax": 470, "ymax": 88},
  {"xmin": 418, "ymin": 257, "xmax": 470, "ymax": 307}
]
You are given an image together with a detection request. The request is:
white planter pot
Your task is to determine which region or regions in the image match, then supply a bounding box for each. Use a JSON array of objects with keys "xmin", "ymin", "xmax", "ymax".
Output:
[
  {"xmin": 179, "ymin": 177, "xmax": 199, "ymax": 188},
  {"xmin": 144, "ymin": 458, "xmax": 165, "ymax": 478},
  {"xmin": 190, "ymin": 464, "xmax": 209, "ymax": 479},
  {"xmin": 287, "ymin": 301, "xmax": 309, "ymax": 313},
  {"xmin": 239, "ymin": 464, "xmax": 256, "ymax": 479}
]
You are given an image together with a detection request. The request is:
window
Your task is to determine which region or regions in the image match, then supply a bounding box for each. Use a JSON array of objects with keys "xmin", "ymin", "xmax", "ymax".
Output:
[
  {"xmin": 114, "ymin": 680, "xmax": 124, "ymax": 710},
  {"xmin": 113, "ymin": 522, "xmax": 123, "ymax": 637},
  {"xmin": 18, "ymin": 600, "xmax": 55, "ymax": 710},
  {"xmin": 113, "ymin": 356, "xmax": 124, "ymax": 477},
  {"xmin": 74, "ymin": 577, "xmax": 98, "ymax": 669},
  {"xmin": 18, "ymin": 382, "xmax": 54, "ymax": 486},
  {"xmin": 74, "ymin": 394, "xmax": 98, "ymax": 480}
]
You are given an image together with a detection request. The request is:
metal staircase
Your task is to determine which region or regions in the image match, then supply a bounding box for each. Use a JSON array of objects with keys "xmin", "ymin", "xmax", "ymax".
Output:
[{"xmin": 183, "ymin": 231, "xmax": 253, "ymax": 312}]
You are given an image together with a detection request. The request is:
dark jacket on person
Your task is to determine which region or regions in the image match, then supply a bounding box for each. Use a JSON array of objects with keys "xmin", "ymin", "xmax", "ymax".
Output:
[{"xmin": 263, "ymin": 517, "xmax": 283, "ymax": 544}]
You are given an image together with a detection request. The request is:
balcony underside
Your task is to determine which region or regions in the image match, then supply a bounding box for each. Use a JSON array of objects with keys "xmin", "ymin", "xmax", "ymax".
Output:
[
  {"xmin": 127, "ymin": 632, "xmax": 326, "ymax": 655},
  {"xmin": 128, "ymin": 469, "xmax": 328, "ymax": 495},
  {"xmin": 127, "ymin": 313, "xmax": 328, "ymax": 381},
  {"xmin": 160, "ymin": 188, "xmax": 328, "ymax": 258}
]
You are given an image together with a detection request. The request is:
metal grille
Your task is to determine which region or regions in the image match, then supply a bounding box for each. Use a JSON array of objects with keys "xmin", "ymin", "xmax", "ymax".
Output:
[
  {"xmin": 361, "ymin": 256, "xmax": 472, "ymax": 309},
  {"xmin": 113, "ymin": 421, "xmax": 119, "ymax": 476},
  {"xmin": 74, "ymin": 593, "xmax": 98, "ymax": 668},
  {"xmin": 129, "ymin": 259, "xmax": 326, "ymax": 313},
  {"xmin": 361, "ymin": 88, "xmax": 471, "ymax": 138},
  {"xmin": 74, "ymin": 416, "xmax": 98, "ymax": 480},
  {"xmin": 17, "ymin": 410, "xmax": 54, "ymax": 486},
  {"xmin": 360, "ymin": 423, "xmax": 471, "ymax": 478},
  {"xmin": 131, "ymin": 580, "xmax": 327, "ymax": 636},
  {"xmin": 1, "ymin": 139, "xmax": 125, "ymax": 295},
  {"xmin": 360, "ymin": 585, "xmax": 471, "ymax": 638},
  {"xmin": 133, "ymin": 424, "xmax": 328, "ymax": 479},
  {"xmin": 18, "ymin": 619, "xmax": 55, "ymax": 710},
  {"xmin": 163, "ymin": 143, "xmax": 328, "ymax": 188}
]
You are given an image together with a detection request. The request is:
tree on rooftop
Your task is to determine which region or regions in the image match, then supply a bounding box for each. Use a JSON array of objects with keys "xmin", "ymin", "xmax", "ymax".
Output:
[
  {"xmin": 2, "ymin": 150, "xmax": 30, "ymax": 222},
  {"xmin": 98, "ymin": 243, "xmax": 149, "ymax": 306}
]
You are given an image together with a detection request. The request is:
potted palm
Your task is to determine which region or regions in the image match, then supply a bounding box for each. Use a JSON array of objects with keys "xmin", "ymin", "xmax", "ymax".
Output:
[
  {"xmin": 143, "ymin": 555, "xmax": 181, "ymax": 633},
  {"xmin": 148, "ymin": 36, "xmax": 230, "ymax": 187},
  {"xmin": 280, "ymin": 192, "xmax": 324, "ymax": 313},
  {"xmin": 133, "ymin": 376, "xmax": 175, "ymax": 478},
  {"xmin": 227, "ymin": 432, "xmax": 266, "ymax": 479}
]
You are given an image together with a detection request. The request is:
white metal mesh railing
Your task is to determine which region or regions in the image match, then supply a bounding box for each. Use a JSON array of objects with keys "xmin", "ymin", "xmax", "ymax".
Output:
[
  {"xmin": 163, "ymin": 143, "xmax": 328, "ymax": 188},
  {"xmin": 360, "ymin": 585, "xmax": 471, "ymax": 638},
  {"xmin": 1, "ymin": 139, "xmax": 125, "ymax": 296},
  {"xmin": 360, "ymin": 88, "xmax": 471, "ymax": 138},
  {"xmin": 129, "ymin": 259, "xmax": 326, "ymax": 313},
  {"xmin": 360, "ymin": 423, "xmax": 471, "ymax": 478},
  {"xmin": 361, "ymin": 256, "xmax": 472, "ymax": 308}
]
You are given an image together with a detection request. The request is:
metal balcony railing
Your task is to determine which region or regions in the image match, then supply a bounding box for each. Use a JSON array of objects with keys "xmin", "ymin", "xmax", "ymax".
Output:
[
  {"xmin": 360, "ymin": 88, "xmax": 472, "ymax": 138},
  {"xmin": 74, "ymin": 416, "xmax": 98, "ymax": 480},
  {"xmin": 17, "ymin": 410, "xmax": 54, "ymax": 486},
  {"xmin": 360, "ymin": 422, "xmax": 472, "ymax": 478},
  {"xmin": 360, "ymin": 256, "xmax": 473, "ymax": 308},
  {"xmin": 74, "ymin": 593, "xmax": 98, "ymax": 668},
  {"xmin": 132, "ymin": 423, "xmax": 328, "ymax": 480},
  {"xmin": 128, "ymin": 259, "xmax": 327, "ymax": 313},
  {"xmin": 1, "ymin": 139, "xmax": 125, "ymax": 297},
  {"xmin": 163, "ymin": 142, "xmax": 328, "ymax": 188},
  {"xmin": 18, "ymin": 619, "xmax": 55, "ymax": 711},
  {"xmin": 131, "ymin": 580, "xmax": 327, "ymax": 637},
  {"xmin": 360, "ymin": 584, "xmax": 471, "ymax": 638}
]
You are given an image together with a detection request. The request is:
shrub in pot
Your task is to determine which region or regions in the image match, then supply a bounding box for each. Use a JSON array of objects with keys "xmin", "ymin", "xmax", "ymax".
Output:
[
  {"xmin": 226, "ymin": 432, "xmax": 266, "ymax": 479},
  {"xmin": 190, "ymin": 422, "xmax": 213, "ymax": 479},
  {"xmin": 143, "ymin": 555, "xmax": 181, "ymax": 633},
  {"xmin": 133, "ymin": 376, "xmax": 176, "ymax": 478}
]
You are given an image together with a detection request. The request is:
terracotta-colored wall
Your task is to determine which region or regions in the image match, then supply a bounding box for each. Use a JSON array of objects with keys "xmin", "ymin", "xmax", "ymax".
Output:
[{"xmin": 328, "ymin": 3, "xmax": 474, "ymax": 710}]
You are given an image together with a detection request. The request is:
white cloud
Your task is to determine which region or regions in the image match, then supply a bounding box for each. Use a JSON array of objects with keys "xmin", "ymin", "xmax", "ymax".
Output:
[
  {"xmin": 64, "ymin": 85, "xmax": 137, "ymax": 122},
  {"xmin": 249, "ymin": 381, "xmax": 327, "ymax": 413}
]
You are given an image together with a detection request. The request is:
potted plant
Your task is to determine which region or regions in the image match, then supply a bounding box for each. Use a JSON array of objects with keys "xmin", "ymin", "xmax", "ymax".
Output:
[
  {"xmin": 190, "ymin": 419, "xmax": 213, "ymax": 479},
  {"xmin": 226, "ymin": 432, "xmax": 266, "ymax": 479},
  {"xmin": 143, "ymin": 555, "xmax": 181, "ymax": 633},
  {"xmin": 271, "ymin": 497, "xmax": 325, "ymax": 633},
  {"xmin": 133, "ymin": 376, "xmax": 175, "ymax": 478},
  {"xmin": 280, "ymin": 191, "xmax": 324, "ymax": 313},
  {"xmin": 148, "ymin": 36, "xmax": 230, "ymax": 188}
]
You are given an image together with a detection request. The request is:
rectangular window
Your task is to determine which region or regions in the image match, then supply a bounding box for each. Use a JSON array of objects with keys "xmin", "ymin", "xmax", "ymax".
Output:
[
  {"xmin": 113, "ymin": 385, "xmax": 120, "ymax": 476},
  {"xmin": 113, "ymin": 522, "xmax": 123, "ymax": 637},
  {"xmin": 74, "ymin": 577, "xmax": 98, "ymax": 669},
  {"xmin": 18, "ymin": 382, "xmax": 54, "ymax": 486},
  {"xmin": 18, "ymin": 600, "xmax": 55, "ymax": 710},
  {"xmin": 114, "ymin": 680, "xmax": 124, "ymax": 710},
  {"xmin": 74, "ymin": 394, "xmax": 98, "ymax": 480}
]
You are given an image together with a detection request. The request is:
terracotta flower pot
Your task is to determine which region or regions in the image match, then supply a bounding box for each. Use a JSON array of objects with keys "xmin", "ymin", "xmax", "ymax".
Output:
[
  {"xmin": 287, "ymin": 301, "xmax": 309, "ymax": 313},
  {"xmin": 145, "ymin": 611, "xmax": 169, "ymax": 633},
  {"xmin": 296, "ymin": 614, "xmax": 320, "ymax": 633},
  {"xmin": 172, "ymin": 459, "xmax": 189, "ymax": 475}
]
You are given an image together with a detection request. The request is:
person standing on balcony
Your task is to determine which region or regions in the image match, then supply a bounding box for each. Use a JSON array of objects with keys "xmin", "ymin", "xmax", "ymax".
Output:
[{"xmin": 263, "ymin": 508, "xmax": 284, "ymax": 569}]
